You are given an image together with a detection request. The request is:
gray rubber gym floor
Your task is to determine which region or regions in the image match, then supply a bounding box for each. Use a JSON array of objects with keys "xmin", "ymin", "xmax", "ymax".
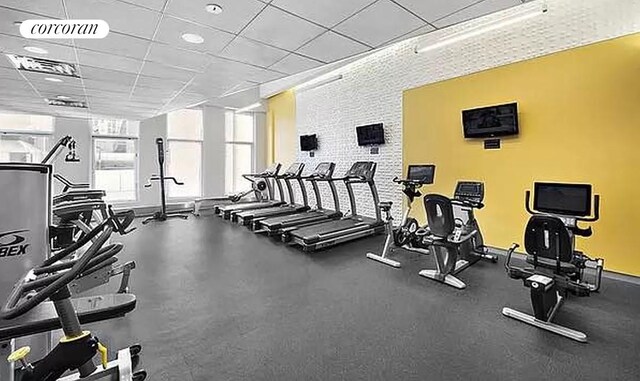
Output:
[{"xmin": 91, "ymin": 215, "xmax": 640, "ymax": 380}]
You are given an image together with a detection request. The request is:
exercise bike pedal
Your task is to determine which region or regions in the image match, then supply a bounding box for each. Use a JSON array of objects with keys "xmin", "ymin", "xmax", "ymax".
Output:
[
  {"xmin": 133, "ymin": 369, "xmax": 148, "ymax": 381},
  {"xmin": 129, "ymin": 344, "xmax": 142, "ymax": 357}
]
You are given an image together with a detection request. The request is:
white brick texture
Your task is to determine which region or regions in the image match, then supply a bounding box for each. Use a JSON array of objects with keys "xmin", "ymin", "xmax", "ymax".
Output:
[{"xmin": 293, "ymin": 0, "xmax": 640, "ymax": 220}]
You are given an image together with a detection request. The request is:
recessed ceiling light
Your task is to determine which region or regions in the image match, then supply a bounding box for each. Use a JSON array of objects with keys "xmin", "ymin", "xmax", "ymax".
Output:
[
  {"xmin": 45, "ymin": 77, "xmax": 63, "ymax": 83},
  {"xmin": 181, "ymin": 33, "xmax": 204, "ymax": 44},
  {"xmin": 56, "ymin": 95, "xmax": 71, "ymax": 100},
  {"xmin": 205, "ymin": 4, "xmax": 223, "ymax": 14},
  {"xmin": 24, "ymin": 46, "xmax": 48, "ymax": 54}
]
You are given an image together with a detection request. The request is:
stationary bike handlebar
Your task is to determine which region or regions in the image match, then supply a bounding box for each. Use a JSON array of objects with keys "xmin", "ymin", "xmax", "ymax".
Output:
[
  {"xmin": 392, "ymin": 176, "xmax": 426, "ymax": 187},
  {"xmin": 452, "ymin": 198, "xmax": 484, "ymax": 210}
]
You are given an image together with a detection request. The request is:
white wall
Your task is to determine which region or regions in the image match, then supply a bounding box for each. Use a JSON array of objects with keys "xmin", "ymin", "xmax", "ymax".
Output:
[
  {"xmin": 254, "ymin": 111, "xmax": 268, "ymax": 173},
  {"xmin": 203, "ymin": 106, "xmax": 226, "ymax": 197},
  {"xmin": 292, "ymin": 0, "xmax": 640, "ymax": 219}
]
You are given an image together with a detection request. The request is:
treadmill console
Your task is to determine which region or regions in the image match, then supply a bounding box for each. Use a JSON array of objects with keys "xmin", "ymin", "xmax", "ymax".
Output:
[
  {"xmin": 283, "ymin": 162, "xmax": 305, "ymax": 177},
  {"xmin": 263, "ymin": 163, "xmax": 282, "ymax": 176},
  {"xmin": 407, "ymin": 165, "xmax": 435, "ymax": 185},
  {"xmin": 312, "ymin": 162, "xmax": 335, "ymax": 178},
  {"xmin": 345, "ymin": 162, "xmax": 377, "ymax": 182},
  {"xmin": 454, "ymin": 181, "xmax": 484, "ymax": 203}
]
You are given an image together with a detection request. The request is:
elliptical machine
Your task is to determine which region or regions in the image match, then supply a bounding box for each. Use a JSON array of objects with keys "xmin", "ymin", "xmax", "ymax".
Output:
[
  {"xmin": 366, "ymin": 165, "xmax": 435, "ymax": 268},
  {"xmin": 143, "ymin": 138, "xmax": 189, "ymax": 224},
  {"xmin": 502, "ymin": 182, "xmax": 604, "ymax": 342},
  {"xmin": 418, "ymin": 181, "xmax": 498, "ymax": 289}
]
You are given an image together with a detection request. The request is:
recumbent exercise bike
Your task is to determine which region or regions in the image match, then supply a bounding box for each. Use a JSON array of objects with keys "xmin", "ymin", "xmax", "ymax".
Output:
[
  {"xmin": 417, "ymin": 181, "xmax": 498, "ymax": 289},
  {"xmin": 503, "ymin": 182, "xmax": 604, "ymax": 342}
]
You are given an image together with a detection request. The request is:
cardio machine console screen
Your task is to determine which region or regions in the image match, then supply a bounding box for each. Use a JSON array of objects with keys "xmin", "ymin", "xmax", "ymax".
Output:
[
  {"xmin": 407, "ymin": 165, "xmax": 435, "ymax": 184},
  {"xmin": 454, "ymin": 181, "xmax": 484, "ymax": 202},
  {"xmin": 315, "ymin": 162, "xmax": 333, "ymax": 176},
  {"xmin": 534, "ymin": 182, "xmax": 592, "ymax": 217},
  {"xmin": 347, "ymin": 162, "xmax": 375, "ymax": 179}
]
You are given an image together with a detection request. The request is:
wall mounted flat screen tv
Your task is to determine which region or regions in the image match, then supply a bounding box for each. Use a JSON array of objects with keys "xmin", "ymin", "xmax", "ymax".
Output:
[
  {"xmin": 356, "ymin": 123, "xmax": 385, "ymax": 146},
  {"xmin": 300, "ymin": 134, "xmax": 318, "ymax": 151},
  {"xmin": 462, "ymin": 102, "xmax": 519, "ymax": 138}
]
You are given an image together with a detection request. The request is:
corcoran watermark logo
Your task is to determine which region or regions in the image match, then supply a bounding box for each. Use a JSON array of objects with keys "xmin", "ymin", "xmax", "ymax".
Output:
[
  {"xmin": 20, "ymin": 19, "xmax": 109, "ymax": 39},
  {"xmin": 0, "ymin": 230, "xmax": 30, "ymax": 258}
]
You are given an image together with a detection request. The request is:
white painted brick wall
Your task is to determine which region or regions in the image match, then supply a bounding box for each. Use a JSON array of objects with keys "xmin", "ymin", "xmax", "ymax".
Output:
[{"xmin": 293, "ymin": 0, "xmax": 640, "ymax": 220}]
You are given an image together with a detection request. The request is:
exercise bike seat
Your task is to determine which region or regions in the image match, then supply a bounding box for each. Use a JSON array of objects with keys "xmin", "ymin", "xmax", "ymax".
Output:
[
  {"xmin": 525, "ymin": 256, "xmax": 577, "ymax": 273},
  {"xmin": 0, "ymin": 294, "xmax": 136, "ymax": 341}
]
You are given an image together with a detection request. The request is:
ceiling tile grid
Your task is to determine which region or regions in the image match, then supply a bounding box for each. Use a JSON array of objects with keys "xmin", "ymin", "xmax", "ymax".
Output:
[
  {"xmin": 0, "ymin": 0, "xmax": 526, "ymax": 119},
  {"xmin": 333, "ymin": 0, "xmax": 426, "ymax": 47},
  {"xmin": 296, "ymin": 30, "xmax": 370, "ymax": 64},
  {"xmin": 270, "ymin": 0, "xmax": 376, "ymax": 28},
  {"xmin": 240, "ymin": 5, "xmax": 326, "ymax": 51}
]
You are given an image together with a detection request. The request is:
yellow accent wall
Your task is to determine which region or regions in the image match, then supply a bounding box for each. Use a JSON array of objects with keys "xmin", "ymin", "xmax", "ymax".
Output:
[
  {"xmin": 267, "ymin": 90, "xmax": 297, "ymax": 165},
  {"xmin": 403, "ymin": 33, "xmax": 640, "ymax": 276}
]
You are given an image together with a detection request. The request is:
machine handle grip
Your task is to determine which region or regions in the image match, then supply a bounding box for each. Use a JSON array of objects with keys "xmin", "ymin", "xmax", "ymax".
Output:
[
  {"xmin": 0, "ymin": 227, "xmax": 113, "ymax": 320},
  {"xmin": 504, "ymin": 243, "xmax": 520, "ymax": 272},
  {"xmin": 108, "ymin": 207, "xmax": 136, "ymax": 235},
  {"xmin": 579, "ymin": 194, "xmax": 600, "ymax": 222},
  {"xmin": 165, "ymin": 177, "xmax": 184, "ymax": 185},
  {"xmin": 452, "ymin": 199, "xmax": 484, "ymax": 210},
  {"xmin": 524, "ymin": 190, "xmax": 535, "ymax": 215}
]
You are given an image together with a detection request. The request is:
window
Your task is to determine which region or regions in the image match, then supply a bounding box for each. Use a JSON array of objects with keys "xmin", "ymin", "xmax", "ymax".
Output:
[
  {"xmin": 0, "ymin": 113, "xmax": 54, "ymax": 163},
  {"xmin": 92, "ymin": 119, "xmax": 138, "ymax": 202},
  {"xmin": 225, "ymin": 111, "xmax": 255, "ymax": 194},
  {"xmin": 167, "ymin": 109, "xmax": 203, "ymax": 198}
]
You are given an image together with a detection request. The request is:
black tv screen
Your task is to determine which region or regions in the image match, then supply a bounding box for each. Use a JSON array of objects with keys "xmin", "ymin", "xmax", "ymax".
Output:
[
  {"xmin": 534, "ymin": 182, "xmax": 592, "ymax": 217},
  {"xmin": 300, "ymin": 134, "xmax": 318, "ymax": 151},
  {"xmin": 356, "ymin": 123, "xmax": 385, "ymax": 146},
  {"xmin": 462, "ymin": 103, "xmax": 519, "ymax": 138}
]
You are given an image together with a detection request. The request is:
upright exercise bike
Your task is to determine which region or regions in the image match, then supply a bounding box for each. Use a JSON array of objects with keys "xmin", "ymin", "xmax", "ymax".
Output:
[
  {"xmin": 502, "ymin": 182, "xmax": 604, "ymax": 342},
  {"xmin": 143, "ymin": 138, "xmax": 189, "ymax": 224},
  {"xmin": 366, "ymin": 165, "xmax": 435, "ymax": 268},
  {"xmin": 418, "ymin": 181, "xmax": 498, "ymax": 289}
]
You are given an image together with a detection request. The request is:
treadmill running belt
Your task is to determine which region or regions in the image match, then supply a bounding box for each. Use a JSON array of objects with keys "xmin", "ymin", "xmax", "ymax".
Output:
[{"xmin": 290, "ymin": 219, "xmax": 362, "ymax": 239}]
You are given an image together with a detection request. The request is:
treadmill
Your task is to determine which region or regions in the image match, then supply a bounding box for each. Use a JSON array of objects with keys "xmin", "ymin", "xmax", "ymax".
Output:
[
  {"xmin": 234, "ymin": 163, "xmax": 310, "ymax": 226},
  {"xmin": 254, "ymin": 162, "xmax": 342, "ymax": 234},
  {"xmin": 216, "ymin": 162, "xmax": 285, "ymax": 219},
  {"xmin": 286, "ymin": 161, "xmax": 385, "ymax": 251}
]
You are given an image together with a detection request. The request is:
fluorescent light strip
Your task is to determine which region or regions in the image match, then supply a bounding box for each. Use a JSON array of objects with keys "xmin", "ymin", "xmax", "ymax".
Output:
[
  {"xmin": 221, "ymin": 84, "xmax": 258, "ymax": 98},
  {"xmin": 295, "ymin": 74, "xmax": 343, "ymax": 92},
  {"xmin": 186, "ymin": 100, "xmax": 208, "ymax": 108},
  {"xmin": 235, "ymin": 102, "xmax": 262, "ymax": 113},
  {"xmin": 416, "ymin": 5, "xmax": 547, "ymax": 54}
]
